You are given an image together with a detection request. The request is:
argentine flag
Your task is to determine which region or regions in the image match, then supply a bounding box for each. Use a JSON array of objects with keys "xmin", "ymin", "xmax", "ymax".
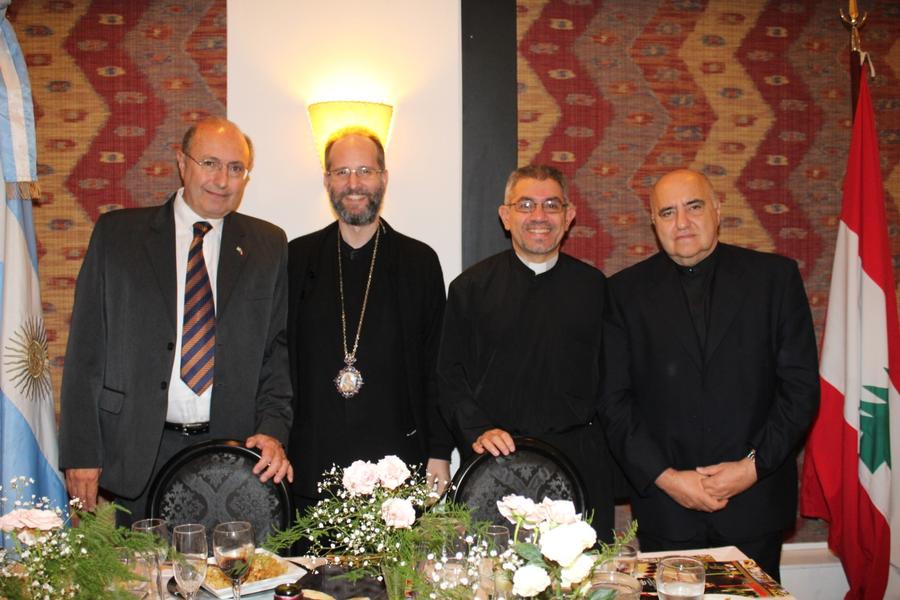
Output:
[{"xmin": 0, "ymin": 1, "xmax": 67, "ymax": 519}]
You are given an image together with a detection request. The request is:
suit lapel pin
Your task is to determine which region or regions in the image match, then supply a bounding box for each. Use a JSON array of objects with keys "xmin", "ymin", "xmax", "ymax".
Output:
[{"xmin": 236, "ymin": 245, "xmax": 244, "ymax": 256}]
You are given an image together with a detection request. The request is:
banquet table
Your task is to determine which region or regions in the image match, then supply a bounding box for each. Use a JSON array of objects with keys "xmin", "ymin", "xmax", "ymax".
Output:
[{"xmin": 163, "ymin": 546, "xmax": 796, "ymax": 599}]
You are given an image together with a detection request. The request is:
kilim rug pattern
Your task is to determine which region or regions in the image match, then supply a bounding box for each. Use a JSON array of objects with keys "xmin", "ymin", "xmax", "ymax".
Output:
[
  {"xmin": 7, "ymin": 0, "xmax": 226, "ymax": 412},
  {"xmin": 518, "ymin": 0, "xmax": 900, "ymax": 345}
]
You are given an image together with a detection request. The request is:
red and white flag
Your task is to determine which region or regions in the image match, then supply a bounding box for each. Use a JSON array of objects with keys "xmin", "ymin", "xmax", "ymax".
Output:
[{"xmin": 800, "ymin": 74, "xmax": 900, "ymax": 599}]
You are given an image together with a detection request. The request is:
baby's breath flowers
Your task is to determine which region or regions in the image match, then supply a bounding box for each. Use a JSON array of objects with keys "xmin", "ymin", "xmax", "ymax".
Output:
[{"xmin": 0, "ymin": 477, "xmax": 165, "ymax": 600}]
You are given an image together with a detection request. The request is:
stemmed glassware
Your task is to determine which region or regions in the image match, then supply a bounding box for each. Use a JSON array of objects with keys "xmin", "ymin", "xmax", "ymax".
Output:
[
  {"xmin": 131, "ymin": 518, "xmax": 169, "ymax": 600},
  {"xmin": 213, "ymin": 521, "xmax": 255, "ymax": 600},
  {"xmin": 172, "ymin": 524, "xmax": 208, "ymax": 600}
]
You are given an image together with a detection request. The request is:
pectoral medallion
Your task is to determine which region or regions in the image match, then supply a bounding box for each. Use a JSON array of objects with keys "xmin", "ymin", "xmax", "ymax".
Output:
[{"xmin": 335, "ymin": 355, "xmax": 364, "ymax": 398}]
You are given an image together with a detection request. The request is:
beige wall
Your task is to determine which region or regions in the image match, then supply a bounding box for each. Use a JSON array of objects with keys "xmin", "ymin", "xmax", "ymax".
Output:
[{"xmin": 227, "ymin": 0, "xmax": 463, "ymax": 284}]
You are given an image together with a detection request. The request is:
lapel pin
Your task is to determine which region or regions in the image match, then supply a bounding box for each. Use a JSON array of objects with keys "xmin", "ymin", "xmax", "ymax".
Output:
[{"xmin": 236, "ymin": 246, "xmax": 244, "ymax": 256}]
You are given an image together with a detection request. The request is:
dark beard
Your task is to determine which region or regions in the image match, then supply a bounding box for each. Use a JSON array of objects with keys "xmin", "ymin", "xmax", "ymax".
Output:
[{"xmin": 329, "ymin": 185, "xmax": 384, "ymax": 226}]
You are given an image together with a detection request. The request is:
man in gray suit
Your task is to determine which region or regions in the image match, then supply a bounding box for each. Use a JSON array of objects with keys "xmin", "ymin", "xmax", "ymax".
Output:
[{"xmin": 59, "ymin": 117, "xmax": 293, "ymax": 523}]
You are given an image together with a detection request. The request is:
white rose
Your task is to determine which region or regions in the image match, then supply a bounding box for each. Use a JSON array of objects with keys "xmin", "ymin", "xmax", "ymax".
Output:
[
  {"xmin": 380, "ymin": 498, "xmax": 416, "ymax": 528},
  {"xmin": 539, "ymin": 521, "xmax": 596, "ymax": 567},
  {"xmin": 376, "ymin": 456, "xmax": 411, "ymax": 489},
  {"xmin": 497, "ymin": 495, "xmax": 537, "ymax": 525},
  {"xmin": 560, "ymin": 553, "xmax": 596, "ymax": 588},
  {"xmin": 542, "ymin": 499, "xmax": 578, "ymax": 525},
  {"xmin": 342, "ymin": 460, "xmax": 380, "ymax": 495},
  {"xmin": 512, "ymin": 564, "xmax": 551, "ymax": 597}
]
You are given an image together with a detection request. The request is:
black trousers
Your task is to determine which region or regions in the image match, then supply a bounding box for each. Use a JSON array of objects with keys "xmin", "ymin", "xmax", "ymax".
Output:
[{"xmin": 638, "ymin": 528, "xmax": 784, "ymax": 582}]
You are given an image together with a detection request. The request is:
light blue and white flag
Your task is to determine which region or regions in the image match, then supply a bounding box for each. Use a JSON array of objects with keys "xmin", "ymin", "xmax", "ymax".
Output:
[{"xmin": 0, "ymin": 0, "xmax": 67, "ymax": 520}]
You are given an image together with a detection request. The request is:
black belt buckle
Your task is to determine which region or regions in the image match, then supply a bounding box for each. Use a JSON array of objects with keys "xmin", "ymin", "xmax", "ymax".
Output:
[{"xmin": 164, "ymin": 421, "xmax": 210, "ymax": 436}]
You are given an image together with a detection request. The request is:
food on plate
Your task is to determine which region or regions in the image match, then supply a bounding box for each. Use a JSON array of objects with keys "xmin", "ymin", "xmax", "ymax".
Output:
[{"xmin": 205, "ymin": 552, "xmax": 288, "ymax": 589}]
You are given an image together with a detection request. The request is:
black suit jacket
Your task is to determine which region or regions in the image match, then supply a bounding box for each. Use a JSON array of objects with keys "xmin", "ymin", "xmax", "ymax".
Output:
[
  {"xmin": 58, "ymin": 199, "xmax": 293, "ymax": 499},
  {"xmin": 601, "ymin": 243, "xmax": 819, "ymax": 540},
  {"xmin": 286, "ymin": 220, "xmax": 454, "ymax": 494}
]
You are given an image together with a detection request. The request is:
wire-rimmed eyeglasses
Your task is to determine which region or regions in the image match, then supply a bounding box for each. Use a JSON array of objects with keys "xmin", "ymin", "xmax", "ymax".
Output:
[
  {"xmin": 325, "ymin": 166, "xmax": 385, "ymax": 181},
  {"xmin": 505, "ymin": 198, "xmax": 569, "ymax": 214},
  {"xmin": 183, "ymin": 152, "xmax": 249, "ymax": 180}
]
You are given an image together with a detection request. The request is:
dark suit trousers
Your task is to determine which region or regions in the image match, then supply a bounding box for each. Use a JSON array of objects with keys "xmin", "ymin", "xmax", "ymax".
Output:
[
  {"xmin": 113, "ymin": 429, "xmax": 212, "ymax": 527},
  {"xmin": 638, "ymin": 528, "xmax": 784, "ymax": 582}
]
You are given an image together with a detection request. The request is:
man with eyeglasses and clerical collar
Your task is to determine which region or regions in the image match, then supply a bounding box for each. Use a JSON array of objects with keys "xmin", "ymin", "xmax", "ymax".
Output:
[
  {"xmin": 59, "ymin": 117, "xmax": 293, "ymax": 525},
  {"xmin": 437, "ymin": 164, "xmax": 616, "ymax": 541},
  {"xmin": 286, "ymin": 127, "xmax": 454, "ymax": 520}
]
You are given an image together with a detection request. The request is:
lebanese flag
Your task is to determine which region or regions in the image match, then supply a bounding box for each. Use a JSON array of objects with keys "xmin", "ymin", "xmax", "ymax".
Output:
[{"xmin": 800, "ymin": 74, "xmax": 900, "ymax": 598}]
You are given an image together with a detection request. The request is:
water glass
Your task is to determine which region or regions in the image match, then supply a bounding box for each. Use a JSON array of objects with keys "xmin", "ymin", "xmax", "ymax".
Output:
[
  {"xmin": 213, "ymin": 521, "xmax": 255, "ymax": 600},
  {"xmin": 115, "ymin": 550, "xmax": 153, "ymax": 599},
  {"xmin": 655, "ymin": 556, "xmax": 706, "ymax": 600},
  {"xmin": 485, "ymin": 525, "xmax": 510, "ymax": 556},
  {"xmin": 131, "ymin": 518, "xmax": 169, "ymax": 600},
  {"xmin": 590, "ymin": 571, "xmax": 642, "ymax": 600},
  {"xmin": 598, "ymin": 543, "xmax": 638, "ymax": 576},
  {"xmin": 173, "ymin": 524, "xmax": 208, "ymax": 600}
]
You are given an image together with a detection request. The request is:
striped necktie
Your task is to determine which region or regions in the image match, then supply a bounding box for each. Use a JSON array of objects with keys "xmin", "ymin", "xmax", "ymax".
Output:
[{"xmin": 181, "ymin": 221, "xmax": 215, "ymax": 394}]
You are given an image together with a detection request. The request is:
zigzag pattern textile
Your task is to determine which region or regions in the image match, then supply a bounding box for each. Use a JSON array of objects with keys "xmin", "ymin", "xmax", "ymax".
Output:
[{"xmin": 181, "ymin": 221, "xmax": 214, "ymax": 395}]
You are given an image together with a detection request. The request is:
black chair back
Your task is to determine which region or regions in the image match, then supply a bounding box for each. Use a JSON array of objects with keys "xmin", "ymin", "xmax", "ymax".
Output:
[
  {"xmin": 147, "ymin": 439, "xmax": 292, "ymax": 546},
  {"xmin": 450, "ymin": 437, "xmax": 587, "ymax": 526}
]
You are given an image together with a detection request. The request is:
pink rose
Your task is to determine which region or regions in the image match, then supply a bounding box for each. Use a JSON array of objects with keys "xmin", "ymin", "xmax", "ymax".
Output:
[
  {"xmin": 539, "ymin": 521, "xmax": 596, "ymax": 567},
  {"xmin": 0, "ymin": 509, "xmax": 61, "ymax": 532},
  {"xmin": 380, "ymin": 498, "xmax": 416, "ymax": 528},
  {"xmin": 497, "ymin": 495, "xmax": 536, "ymax": 524},
  {"xmin": 376, "ymin": 455, "xmax": 411, "ymax": 489},
  {"xmin": 19, "ymin": 509, "xmax": 63, "ymax": 531},
  {"xmin": 343, "ymin": 460, "xmax": 380, "ymax": 495}
]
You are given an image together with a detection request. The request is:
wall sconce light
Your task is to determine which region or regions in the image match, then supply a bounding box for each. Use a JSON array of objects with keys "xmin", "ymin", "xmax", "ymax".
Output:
[{"xmin": 307, "ymin": 100, "xmax": 394, "ymax": 168}]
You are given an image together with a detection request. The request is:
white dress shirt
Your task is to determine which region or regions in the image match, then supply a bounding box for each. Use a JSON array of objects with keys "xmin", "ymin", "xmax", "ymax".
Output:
[{"xmin": 166, "ymin": 190, "xmax": 223, "ymax": 423}]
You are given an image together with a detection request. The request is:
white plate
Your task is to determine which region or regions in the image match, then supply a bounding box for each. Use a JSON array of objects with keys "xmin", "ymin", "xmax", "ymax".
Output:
[{"xmin": 202, "ymin": 549, "xmax": 306, "ymax": 599}]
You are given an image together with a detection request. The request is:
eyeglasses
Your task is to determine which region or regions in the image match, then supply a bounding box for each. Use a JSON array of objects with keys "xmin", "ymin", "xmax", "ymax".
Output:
[
  {"xmin": 505, "ymin": 198, "xmax": 569, "ymax": 214},
  {"xmin": 325, "ymin": 166, "xmax": 385, "ymax": 181},
  {"xmin": 183, "ymin": 152, "xmax": 249, "ymax": 180}
]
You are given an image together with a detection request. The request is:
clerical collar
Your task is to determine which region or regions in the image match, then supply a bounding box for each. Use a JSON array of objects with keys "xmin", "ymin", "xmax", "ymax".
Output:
[
  {"xmin": 515, "ymin": 251, "xmax": 559, "ymax": 275},
  {"xmin": 673, "ymin": 245, "xmax": 719, "ymax": 277}
]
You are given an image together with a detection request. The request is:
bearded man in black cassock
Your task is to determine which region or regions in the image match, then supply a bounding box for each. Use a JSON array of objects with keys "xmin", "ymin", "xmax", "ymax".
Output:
[
  {"xmin": 286, "ymin": 128, "xmax": 454, "ymax": 519},
  {"xmin": 437, "ymin": 165, "xmax": 615, "ymax": 540}
]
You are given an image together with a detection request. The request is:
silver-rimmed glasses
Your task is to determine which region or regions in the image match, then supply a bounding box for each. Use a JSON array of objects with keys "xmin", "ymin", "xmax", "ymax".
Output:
[
  {"xmin": 504, "ymin": 198, "xmax": 569, "ymax": 213},
  {"xmin": 183, "ymin": 152, "xmax": 249, "ymax": 180},
  {"xmin": 325, "ymin": 166, "xmax": 385, "ymax": 180}
]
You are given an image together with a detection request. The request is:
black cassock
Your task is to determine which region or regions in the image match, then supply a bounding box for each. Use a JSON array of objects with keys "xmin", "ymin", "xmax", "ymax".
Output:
[{"xmin": 438, "ymin": 250, "xmax": 615, "ymax": 540}]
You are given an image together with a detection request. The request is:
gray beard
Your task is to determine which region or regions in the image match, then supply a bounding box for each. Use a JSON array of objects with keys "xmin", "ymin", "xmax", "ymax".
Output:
[{"xmin": 330, "ymin": 187, "xmax": 383, "ymax": 226}]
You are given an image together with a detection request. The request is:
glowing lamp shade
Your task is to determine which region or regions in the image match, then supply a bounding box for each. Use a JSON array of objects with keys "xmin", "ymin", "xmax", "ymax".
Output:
[{"xmin": 307, "ymin": 101, "xmax": 394, "ymax": 168}]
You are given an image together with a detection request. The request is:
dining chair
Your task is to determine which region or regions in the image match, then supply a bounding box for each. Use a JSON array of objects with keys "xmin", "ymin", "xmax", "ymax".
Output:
[
  {"xmin": 449, "ymin": 436, "xmax": 588, "ymax": 526},
  {"xmin": 146, "ymin": 439, "xmax": 292, "ymax": 547}
]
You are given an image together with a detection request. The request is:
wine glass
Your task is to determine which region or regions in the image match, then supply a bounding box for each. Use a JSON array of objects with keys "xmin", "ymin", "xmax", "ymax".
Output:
[
  {"xmin": 213, "ymin": 521, "xmax": 255, "ymax": 600},
  {"xmin": 131, "ymin": 518, "xmax": 169, "ymax": 600},
  {"xmin": 655, "ymin": 556, "xmax": 706, "ymax": 600},
  {"xmin": 173, "ymin": 524, "xmax": 208, "ymax": 600}
]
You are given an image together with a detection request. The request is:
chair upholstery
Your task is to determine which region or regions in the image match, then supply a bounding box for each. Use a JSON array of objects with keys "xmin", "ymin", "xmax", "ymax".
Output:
[
  {"xmin": 450, "ymin": 437, "xmax": 587, "ymax": 526},
  {"xmin": 147, "ymin": 439, "xmax": 292, "ymax": 546}
]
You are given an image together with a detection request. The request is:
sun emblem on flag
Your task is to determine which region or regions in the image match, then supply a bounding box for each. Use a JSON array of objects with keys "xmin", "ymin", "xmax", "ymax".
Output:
[{"xmin": 4, "ymin": 316, "xmax": 52, "ymax": 402}]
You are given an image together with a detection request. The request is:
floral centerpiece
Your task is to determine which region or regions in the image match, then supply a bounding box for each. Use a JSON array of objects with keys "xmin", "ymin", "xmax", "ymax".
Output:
[
  {"xmin": 266, "ymin": 455, "xmax": 475, "ymax": 597},
  {"xmin": 493, "ymin": 495, "xmax": 637, "ymax": 599},
  {"xmin": 0, "ymin": 477, "xmax": 166, "ymax": 600}
]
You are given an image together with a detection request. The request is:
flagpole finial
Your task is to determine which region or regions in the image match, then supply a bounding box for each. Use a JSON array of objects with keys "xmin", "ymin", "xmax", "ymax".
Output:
[{"xmin": 840, "ymin": 1, "xmax": 868, "ymax": 53}]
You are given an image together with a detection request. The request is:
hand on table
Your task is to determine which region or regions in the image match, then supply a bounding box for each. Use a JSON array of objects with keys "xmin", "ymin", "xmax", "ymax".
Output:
[
  {"xmin": 655, "ymin": 468, "xmax": 728, "ymax": 512},
  {"xmin": 696, "ymin": 458, "xmax": 757, "ymax": 500},
  {"xmin": 472, "ymin": 428, "xmax": 515, "ymax": 456},
  {"xmin": 245, "ymin": 434, "xmax": 293, "ymax": 484},
  {"xmin": 65, "ymin": 468, "xmax": 101, "ymax": 511}
]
